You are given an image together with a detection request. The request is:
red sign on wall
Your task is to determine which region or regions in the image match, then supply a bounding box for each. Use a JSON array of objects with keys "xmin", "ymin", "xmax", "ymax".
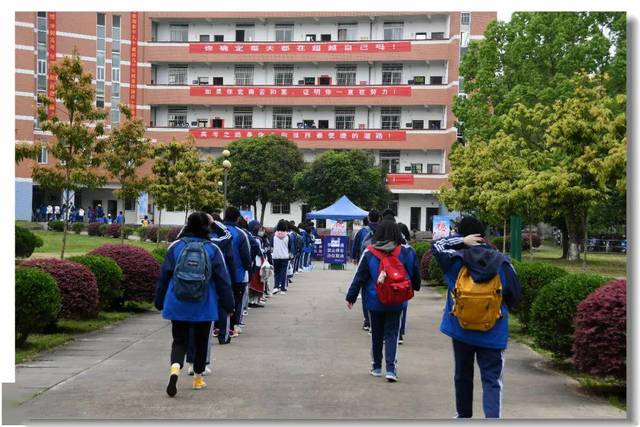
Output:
[
  {"xmin": 386, "ymin": 174, "xmax": 415, "ymax": 185},
  {"xmin": 190, "ymin": 129, "xmax": 406, "ymax": 142},
  {"xmin": 129, "ymin": 12, "xmax": 139, "ymax": 117},
  {"xmin": 189, "ymin": 41, "xmax": 412, "ymax": 54},
  {"xmin": 190, "ymin": 85, "xmax": 412, "ymax": 98},
  {"xmin": 47, "ymin": 12, "xmax": 57, "ymax": 118}
]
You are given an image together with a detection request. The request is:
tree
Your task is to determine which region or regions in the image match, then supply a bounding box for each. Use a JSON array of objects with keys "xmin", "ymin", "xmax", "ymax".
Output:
[
  {"xmin": 295, "ymin": 150, "xmax": 392, "ymax": 212},
  {"xmin": 224, "ymin": 135, "xmax": 304, "ymax": 223},
  {"xmin": 103, "ymin": 105, "xmax": 154, "ymax": 242},
  {"xmin": 30, "ymin": 53, "xmax": 107, "ymax": 259}
]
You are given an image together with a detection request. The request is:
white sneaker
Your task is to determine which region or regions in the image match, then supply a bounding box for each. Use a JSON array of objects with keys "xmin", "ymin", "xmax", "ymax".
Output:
[
  {"xmin": 187, "ymin": 363, "xmax": 194, "ymax": 376},
  {"xmin": 273, "ymin": 288, "xmax": 280, "ymax": 295},
  {"xmin": 280, "ymin": 290, "xmax": 287, "ymax": 295},
  {"xmin": 202, "ymin": 366, "xmax": 212, "ymax": 376}
]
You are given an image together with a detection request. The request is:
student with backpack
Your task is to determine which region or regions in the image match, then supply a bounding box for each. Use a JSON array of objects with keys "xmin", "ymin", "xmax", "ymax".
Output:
[
  {"xmin": 350, "ymin": 210, "xmax": 380, "ymax": 331},
  {"xmin": 432, "ymin": 216, "xmax": 522, "ymax": 418},
  {"xmin": 345, "ymin": 219, "xmax": 421, "ymax": 382},
  {"xmin": 154, "ymin": 212, "xmax": 235, "ymax": 397}
]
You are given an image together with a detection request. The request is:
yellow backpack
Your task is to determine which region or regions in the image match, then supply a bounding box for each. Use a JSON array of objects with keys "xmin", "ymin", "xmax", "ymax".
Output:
[{"xmin": 451, "ymin": 266, "xmax": 503, "ymax": 331}]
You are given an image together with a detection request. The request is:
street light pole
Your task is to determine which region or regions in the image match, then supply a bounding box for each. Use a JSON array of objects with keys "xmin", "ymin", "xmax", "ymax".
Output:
[{"xmin": 222, "ymin": 149, "xmax": 231, "ymax": 209}]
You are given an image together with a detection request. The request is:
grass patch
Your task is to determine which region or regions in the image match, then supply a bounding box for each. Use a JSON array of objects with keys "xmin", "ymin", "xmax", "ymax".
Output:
[
  {"xmin": 15, "ymin": 306, "xmax": 152, "ymax": 365},
  {"xmin": 31, "ymin": 230, "xmax": 158, "ymax": 258}
]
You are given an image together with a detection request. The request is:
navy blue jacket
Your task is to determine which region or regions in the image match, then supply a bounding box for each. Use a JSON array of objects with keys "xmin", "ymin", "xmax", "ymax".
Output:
[
  {"xmin": 350, "ymin": 223, "xmax": 378, "ymax": 261},
  {"xmin": 432, "ymin": 235, "xmax": 522, "ymax": 349},
  {"xmin": 154, "ymin": 235, "xmax": 235, "ymax": 321},
  {"xmin": 223, "ymin": 222, "xmax": 252, "ymax": 283},
  {"xmin": 210, "ymin": 221, "xmax": 235, "ymax": 281},
  {"xmin": 346, "ymin": 244, "xmax": 421, "ymax": 312}
]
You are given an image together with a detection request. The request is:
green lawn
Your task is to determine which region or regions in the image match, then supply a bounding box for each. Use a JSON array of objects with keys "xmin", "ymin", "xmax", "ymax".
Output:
[
  {"xmin": 519, "ymin": 240, "xmax": 626, "ymax": 278},
  {"xmin": 32, "ymin": 230, "xmax": 160, "ymax": 258}
]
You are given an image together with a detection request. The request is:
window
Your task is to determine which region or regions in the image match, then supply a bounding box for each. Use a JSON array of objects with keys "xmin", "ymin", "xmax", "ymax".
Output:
[
  {"xmin": 337, "ymin": 23, "xmax": 357, "ymax": 41},
  {"xmin": 431, "ymin": 32, "xmax": 444, "ymax": 40},
  {"xmin": 428, "ymin": 120, "xmax": 442, "ymax": 130},
  {"xmin": 305, "ymin": 34, "xmax": 316, "ymax": 42},
  {"xmin": 37, "ymin": 13, "xmax": 47, "ymax": 92},
  {"xmin": 459, "ymin": 76, "xmax": 465, "ymax": 94},
  {"xmin": 381, "ymin": 107, "xmax": 401, "ymax": 130},
  {"xmin": 96, "ymin": 97, "xmax": 104, "ymax": 108},
  {"xmin": 37, "ymin": 146, "xmax": 48, "ymax": 164},
  {"xmin": 199, "ymin": 34, "xmax": 210, "ymax": 42},
  {"xmin": 272, "ymin": 107, "xmax": 292, "ymax": 129},
  {"xmin": 124, "ymin": 197, "xmax": 135, "ymax": 210},
  {"xmin": 336, "ymin": 64, "xmax": 357, "ymax": 85},
  {"xmin": 168, "ymin": 107, "xmax": 188, "ymax": 128},
  {"xmin": 275, "ymin": 24, "xmax": 294, "ymax": 42},
  {"xmin": 430, "ymin": 76, "xmax": 443, "ymax": 85},
  {"xmin": 461, "ymin": 12, "xmax": 471, "ymax": 26},
  {"xmin": 236, "ymin": 23, "xmax": 255, "ymax": 41},
  {"xmin": 112, "ymin": 82, "xmax": 120, "ymax": 98},
  {"xmin": 415, "ymin": 32, "xmax": 427, "ymax": 40},
  {"xmin": 112, "ymin": 15, "xmax": 121, "ymax": 53},
  {"xmin": 111, "ymin": 107, "xmax": 120, "ymax": 125},
  {"xmin": 411, "ymin": 163, "xmax": 423, "ymax": 174},
  {"xmin": 168, "ymin": 64, "xmax": 188, "ymax": 85},
  {"xmin": 335, "ymin": 107, "xmax": 355, "ymax": 129},
  {"xmin": 233, "ymin": 107, "xmax": 253, "ymax": 129},
  {"xmin": 197, "ymin": 77, "xmax": 209, "ymax": 85},
  {"xmin": 380, "ymin": 150, "xmax": 400, "ymax": 173},
  {"xmin": 170, "ymin": 24, "xmax": 188, "ymax": 42},
  {"xmin": 388, "ymin": 194, "xmax": 399, "ymax": 216},
  {"xmin": 234, "ymin": 65, "xmax": 254, "ymax": 85},
  {"xmin": 271, "ymin": 202, "xmax": 291, "ymax": 214},
  {"xmin": 274, "ymin": 64, "xmax": 294, "ymax": 86},
  {"xmin": 382, "ymin": 63, "xmax": 403, "ymax": 85},
  {"xmin": 427, "ymin": 163, "xmax": 441, "ymax": 174},
  {"xmin": 383, "ymin": 22, "xmax": 403, "ymax": 40}
]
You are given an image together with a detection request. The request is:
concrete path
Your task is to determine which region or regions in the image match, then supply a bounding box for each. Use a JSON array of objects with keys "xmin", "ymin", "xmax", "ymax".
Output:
[{"xmin": 3, "ymin": 263, "xmax": 626, "ymax": 422}]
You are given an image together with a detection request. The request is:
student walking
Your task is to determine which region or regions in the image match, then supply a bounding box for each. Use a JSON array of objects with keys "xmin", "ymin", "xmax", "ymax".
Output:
[
  {"xmin": 154, "ymin": 212, "xmax": 235, "ymax": 397},
  {"xmin": 396, "ymin": 222, "xmax": 414, "ymax": 344},
  {"xmin": 271, "ymin": 219, "xmax": 291, "ymax": 294},
  {"xmin": 345, "ymin": 219, "xmax": 421, "ymax": 382},
  {"xmin": 432, "ymin": 216, "xmax": 521, "ymax": 418}
]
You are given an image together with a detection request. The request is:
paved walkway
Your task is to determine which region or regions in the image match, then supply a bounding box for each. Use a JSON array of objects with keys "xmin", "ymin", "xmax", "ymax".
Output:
[{"xmin": 3, "ymin": 263, "xmax": 626, "ymax": 422}]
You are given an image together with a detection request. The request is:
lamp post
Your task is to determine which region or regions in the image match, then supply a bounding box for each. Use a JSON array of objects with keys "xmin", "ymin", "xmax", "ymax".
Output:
[{"xmin": 222, "ymin": 149, "xmax": 231, "ymax": 208}]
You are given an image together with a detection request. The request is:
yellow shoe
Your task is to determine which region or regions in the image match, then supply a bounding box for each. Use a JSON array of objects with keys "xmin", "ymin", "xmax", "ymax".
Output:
[
  {"xmin": 192, "ymin": 374, "xmax": 207, "ymax": 390},
  {"xmin": 166, "ymin": 363, "xmax": 181, "ymax": 397}
]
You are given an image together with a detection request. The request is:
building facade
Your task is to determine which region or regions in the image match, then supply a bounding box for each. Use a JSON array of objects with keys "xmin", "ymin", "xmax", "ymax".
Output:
[{"xmin": 15, "ymin": 11, "xmax": 496, "ymax": 229}]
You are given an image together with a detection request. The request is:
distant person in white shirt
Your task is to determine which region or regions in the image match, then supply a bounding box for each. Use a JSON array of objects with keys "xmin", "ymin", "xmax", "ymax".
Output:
[
  {"xmin": 54, "ymin": 205, "xmax": 61, "ymax": 220},
  {"xmin": 46, "ymin": 205, "xmax": 53, "ymax": 221}
]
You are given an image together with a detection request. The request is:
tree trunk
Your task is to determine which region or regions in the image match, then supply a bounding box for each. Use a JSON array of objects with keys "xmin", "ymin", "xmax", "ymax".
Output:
[
  {"xmin": 252, "ymin": 202, "xmax": 258, "ymax": 222},
  {"xmin": 120, "ymin": 196, "xmax": 126, "ymax": 244},
  {"xmin": 582, "ymin": 208, "xmax": 589, "ymax": 271},
  {"xmin": 502, "ymin": 219, "xmax": 507, "ymax": 253},
  {"xmin": 559, "ymin": 219, "xmax": 569, "ymax": 259},
  {"xmin": 156, "ymin": 209, "xmax": 162, "ymax": 247},
  {"xmin": 260, "ymin": 200, "xmax": 267, "ymax": 224},
  {"xmin": 60, "ymin": 189, "xmax": 69, "ymax": 260},
  {"xmin": 184, "ymin": 207, "xmax": 189, "ymax": 225},
  {"xmin": 529, "ymin": 224, "xmax": 534, "ymax": 260},
  {"xmin": 565, "ymin": 215, "xmax": 582, "ymax": 261}
]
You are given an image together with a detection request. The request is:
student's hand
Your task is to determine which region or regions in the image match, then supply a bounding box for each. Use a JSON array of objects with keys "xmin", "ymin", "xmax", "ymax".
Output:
[
  {"xmin": 347, "ymin": 302, "xmax": 353, "ymax": 310},
  {"xmin": 463, "ymin": 234, "xmax": 484, "ymax": 247}
]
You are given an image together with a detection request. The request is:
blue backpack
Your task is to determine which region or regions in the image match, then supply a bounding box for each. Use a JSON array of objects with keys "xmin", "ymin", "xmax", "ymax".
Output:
[{"xmin": 173, "ymin": 238, "xmax": 212, "ymax": 302}]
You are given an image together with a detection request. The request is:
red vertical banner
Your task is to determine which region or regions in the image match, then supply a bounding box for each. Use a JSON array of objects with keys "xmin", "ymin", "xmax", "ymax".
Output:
[
  {"xmin": 47, "ymin": 12, "xmax": 57, "ymax": 118},
  {"xmin": 129, "ymin": 12, "xmax": 138, "ymax": 117}
]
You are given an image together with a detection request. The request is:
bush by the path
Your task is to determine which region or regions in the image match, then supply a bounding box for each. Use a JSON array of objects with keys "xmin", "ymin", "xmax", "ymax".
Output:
[
  {"xmin": 69, "ymin": 255, "xmax": 124, "ymax": 310},
  {"xmin": 48, "ymin": 220, "xmax": 64, "ymax": 232},
  {"xmin": 420, "ymin": 249, "xmax": 432, "ymax": 282},
  {"xmin": 89, "ymin": 244, "xmax": 160, "ymax": 302},
  {"xmin": 166, "ymin": 226, "xmax": 182, "ymax": 243},
  {"xmin": 144, "ymin": 225, "xmax": 170, "ymax": 243},
  {"xmin": 513, "ymin": 262, "xmax": 568, "ymax": 331},
  {"xmin": 530, "ymin": 272, "xmax": 608, "ymax": 357},
  {"xmin": 411, "ymin": 241, "xmax": 430, "ymax": 262},
  {"xmin": 15, "ymin": 225, "xmax": 43, "ymax": 258},
  {"xmin": 15, "ymin": 267, "xmax": 61, "ymax": 346},
  {"xmin": 87, "ymin": 223, "xmax": 103, "ymax": 236},
  {"xmin": 71, "ymin": 222, "xmax": 85, "ymax": 234},
  {"xmin": 20, "ymin": 258, "xmax": 100, "ymax": 319},
  {"xmin": 573, "ymin": 279, "xmax": 626, "ymax": 380},
  {"xmin": 150, "ymin": 246, "xmax": 168, "ymax": 264},
  {"xmin": 428, "ymin": 255, "xmax": 445, "ymax": 286}
]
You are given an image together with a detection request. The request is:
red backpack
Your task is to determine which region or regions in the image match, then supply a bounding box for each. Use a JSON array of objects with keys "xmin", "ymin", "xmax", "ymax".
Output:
[{"xmin": 368, "ymin": 244, "xmax": 414, "ymax": 306}]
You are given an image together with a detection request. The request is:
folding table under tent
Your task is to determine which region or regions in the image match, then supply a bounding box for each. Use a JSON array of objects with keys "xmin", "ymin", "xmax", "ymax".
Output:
[{"xmin": 306, "ymin": 195, "xmax": 368, "ymax": 270}]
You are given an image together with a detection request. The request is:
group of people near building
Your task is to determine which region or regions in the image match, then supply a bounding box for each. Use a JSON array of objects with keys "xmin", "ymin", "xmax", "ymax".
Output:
[
  {"xmin": 35, "ymin": 202, "xmax": 126, "ymax": 225},
  {"xmin": 154, "ymin": 206, "xmax": 317, "ymax": 396}
]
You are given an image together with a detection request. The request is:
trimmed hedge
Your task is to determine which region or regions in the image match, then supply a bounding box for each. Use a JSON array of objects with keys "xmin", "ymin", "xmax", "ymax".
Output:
[
  {"xmin": 144, "ymin": 225, "xmax": 170, "ymax": 243},
  {"xmin": 20, "ymin": 258, "xmax": 100, "ymax": 319},
  {"xmin": 68, "ymin": 255, "xmax": 124, "ymax": 310},
  {"xmin": 411, "ymin": 241, "xmax": 430, "ymax": 262},
  {"xmin": 512, "ymin": 262, "xmax": 568, "ymax": 331},
  {"xmin": 166, "ymin": 226, "xmax": 182, "ymax": 243},
  {"xmin": 573, "ymin": 279, "xmax": 626, "ymax": 380},
  {"xmin": 15, "ymin": 267, "xmax": 61, "ymax": 346},
  {"xmin": 48, "ymin": 220, "xmax": 64, "ymax": 232},
  {"xmin": 530, "ymin": 272, "xmax": 608, "ymax": 357},
  {"xmin": 15, "ymin": 225, "xmax": 43, "ymax": 258},
  {"xmin": 89, "ymin": 244, "xmax": 160, "ymax": 302},
  {"xmin": 151, "ymin": 246, "xmax": 168, "ymax": 264},
  {"xmin": 420, "ymin": 249, "xmax": 432, "ymax": 282},
  {"xmin": 71, "ymin": 222, "xmax": 85, "ymax": 234},
  {"xmin": 428, "ymin": 254, "xmax": 445, "ymax": 287},
  {"xmin": 99, "ymin": 223, "xmax": 108, "ymax": 236},
  {"xmin": 87, "ymin": 222, "xmax": 103, "ymax": 236}
]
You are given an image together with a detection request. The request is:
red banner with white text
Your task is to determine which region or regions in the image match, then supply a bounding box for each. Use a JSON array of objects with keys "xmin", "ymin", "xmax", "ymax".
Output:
[
  {"xmin": 129, "ymin": 12, "xmax": 139, "ymax": 117},
  {"xmin": 190, "ymin": 129, "xmax": 406, "ymax": 142},
  {"xmin": 386, "ymin": 174, "xmax": 415, "ymax": 185},
  {"xmin": 189, "ymin": 41, "xmax": 411, "ymax": 54},
  {"xmin": 47, "ymin": 12, "xmax": 57, "ymax": 118},
  {"xmin": 189, "ymin": 85, "xmax": 411, "ymax": 98}
]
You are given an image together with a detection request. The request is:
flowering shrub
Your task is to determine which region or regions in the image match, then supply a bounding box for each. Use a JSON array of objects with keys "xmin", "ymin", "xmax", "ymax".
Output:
[
  {"xmin": 87, "ymin": 222, "xmax": 103, "ymax": 236},
  {"xmin": 166, "ymin": 226, "xmax": 182, "ymax": 243},
  {"xmin": 15, "ymin": 267, "xmax": 61, "ymax": 346},
  {"xmin": 411, "ymin": 241, "xmax": 430, "ymax": 262},
  {"xmin": 573, "ymin": 279, "xmax": 626, "ymax": 379},
  {"xmin": 89, "ymin": 244, "xmax": 160, "ymax": 302},
  {"xmin": 69, "ymin": 255, "xmax": 124, "ymax": 310},
  {"xmin": 20, "ymin": 258, "xmax": 99, "ymax": 319},
  {"xmin": 420, "ymin": 249, "xmax": 432, "ymax": 283},
  {"xmin": 144, "ymin": 225, "xmax": 170, "ymax": 242}
]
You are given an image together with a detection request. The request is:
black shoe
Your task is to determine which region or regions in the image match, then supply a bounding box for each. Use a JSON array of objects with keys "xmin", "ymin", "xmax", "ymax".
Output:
[
  {"xmin": 398, "ymin": 335, "xmax": 404, "ymax": 345},
  {"xmin": 362, "ymin": 321, "xmax": 370, "ymax": 331}
]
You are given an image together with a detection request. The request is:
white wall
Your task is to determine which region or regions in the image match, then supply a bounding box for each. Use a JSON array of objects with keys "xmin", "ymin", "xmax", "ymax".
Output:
[{"xmin": 395, "ymin": 193, "xmax": 443, "ymax": 231}]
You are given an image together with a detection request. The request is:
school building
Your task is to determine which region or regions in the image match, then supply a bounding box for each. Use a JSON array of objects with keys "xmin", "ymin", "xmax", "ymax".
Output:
[{"xmin": 15, "ymin": 11, "xmax": 496, "ymax": 230}]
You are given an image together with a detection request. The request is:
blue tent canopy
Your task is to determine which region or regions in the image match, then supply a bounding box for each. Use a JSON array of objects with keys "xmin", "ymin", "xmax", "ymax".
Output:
[{"xmin": 305, "ymin": 195, "xmax": 368, "ymax": 221}]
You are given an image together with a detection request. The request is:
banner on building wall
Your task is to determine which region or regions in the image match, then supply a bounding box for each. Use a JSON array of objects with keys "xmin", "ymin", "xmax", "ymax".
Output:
[
  {"xmin": 189, "ymin": 41, "xmax": 412, "ymax": 54},
  {"xmin": 190, "ymin": 129, "xmax": 406, "ymax": 142},
  {"xmin": 386, "ymin": 174, "xmax": 415, "ymax": 185},
  {"xmin": 47, "ymin": 12, "xmax": 57, "ymax": 118},
  {"xmin": 190, "ymin": 85, "xmax": 412, "ymax": 98},
  {"xmin": 129, "ymin": 12, "xmax": 139, "ymax": 117}
]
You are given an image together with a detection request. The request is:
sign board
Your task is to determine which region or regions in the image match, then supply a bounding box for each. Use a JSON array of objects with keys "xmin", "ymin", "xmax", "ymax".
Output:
[
  {"xmin": 240, "ymin": 209, "xmax": 254, "ymax": 223},
  {"xmin": 322, "ymin": 236, "xmax": 348, "ymax": 265},
  {"xmin": 432, "ymin": 215, "xmax": 453, "ymax": 241},
  {"xmin": 190, "ymin": 128, "xmax": 406, "ymax": 142},
  {"xmin": 327, "ymin": 219, "xmax": 347, "ymax": 236},
  {"xmin": 137, "ymin": 192, "xmax": 148, "ymax": 218},
  {"xmin": 189, "ymin": 41, "xmax": 412, "ymax": 54},
  {"xmin": 190, "ymin": 85, "xmax": 411, "ymax": 98},
  {"xmin": 129, "ymin": 12, "xmax": 139, "ymax": 116},
  {"xmin": 313, "ymin": 238, "xmax": 323, "ymax": 259}
]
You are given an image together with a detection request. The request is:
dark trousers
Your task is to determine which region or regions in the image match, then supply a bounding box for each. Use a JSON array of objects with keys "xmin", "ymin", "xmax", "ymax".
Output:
[
  {"xmin": 361, "ymin": 289, "xmax": 369, "ymax": 325},
  {"xmin": 400, "ymin": 306, "xmax": 407, "ymax": 335},
  {"xmin": 273, "ymin": 259, "xmax": 288, "ymax": 290},
  {"xmin": 368, "ymin": 310, "xmax": 402, "ymax": 373},
  {"xmin": 186, "ymin": 322, "xmax": 214, "ymax": 365},
  {"xmin": 215, "ymin": 303, "xmax": 231, "ymax": 344},
  {"xmin": 452, "ymin": 339, "xmax": 505, "ymax": 418},
  {"xmin": 170, "ymin": 320, "xmax": 211, "ymax": 374},
  {"xmin": 230, "ymin": 282, "xmax": 246, "ymax": 329}
]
